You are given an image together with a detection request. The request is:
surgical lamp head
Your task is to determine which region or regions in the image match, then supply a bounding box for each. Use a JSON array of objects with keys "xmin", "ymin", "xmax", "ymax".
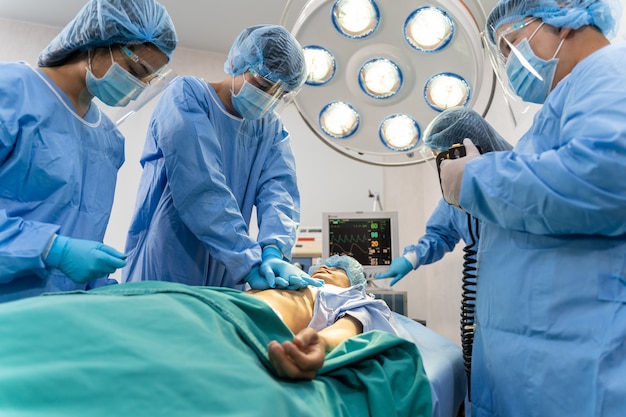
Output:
[
  {"xmin": 485, "ymin": 0, "xmax": 623, "ymax": 46},
  {"xmin": 423, "ymin": 107, "xmax": 513, "ymax": 153},
  {"xmin": 224, "ymin": 24, "xmax": 306, "ymax": 92},
  {"xmin": 309, "ymin": 255, "xmax": 366, "ymax": 287},
  {"xmin": 38, "ymin": 0, "xmax": 177, "ymax": 67}
]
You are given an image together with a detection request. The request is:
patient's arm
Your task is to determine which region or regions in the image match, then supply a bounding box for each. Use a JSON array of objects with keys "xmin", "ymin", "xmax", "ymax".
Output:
[
  {"xmin": 318, "ymin": 314, "xmax": 363, "ymax": 349},
  {"xmin": 267, "ymin": 315, "xmax": 363, "ymax": 380}
]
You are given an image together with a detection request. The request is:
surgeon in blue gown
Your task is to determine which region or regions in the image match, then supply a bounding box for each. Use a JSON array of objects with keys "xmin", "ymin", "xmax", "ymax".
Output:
[
  {"xmin": 0, "ymin": 0, "xmax": 177, "ymax": 303},
  {"xmin": 438, "ymin": 1, "xmax": 626, "ymax": 416},
  {"xmin": 122, "ymin": 25, "xmax": 322, "ymax": 291},
  {"xmin": 374, "ymin": 107, "xmax": 512, "ymax": 286}
]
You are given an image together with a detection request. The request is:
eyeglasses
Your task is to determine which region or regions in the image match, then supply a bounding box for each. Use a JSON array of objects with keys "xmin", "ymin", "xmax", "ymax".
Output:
[
  {"xmin": 248, "ymin": 68, "xmax": 288, "ymax": 100},
  {"xmin": 496, "ymin": 17, "xmax": 539, "ymax": 64},
  {"xmin": 120, "ymin": 45, "xmax": 160, "ymax": 82}
]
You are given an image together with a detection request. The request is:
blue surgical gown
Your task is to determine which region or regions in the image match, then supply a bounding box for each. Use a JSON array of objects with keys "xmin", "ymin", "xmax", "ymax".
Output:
[
  {"xmin": 122, "ymin": 76, "xmax": 300, "ymax": 288},
  {"xmin": 459, "ymin": 42, "xmax": 626, "ymax": 417},
  {"xmin": 404, "ymin": 198, "xmax": 474, "ymax": 266},
  {"xmin": 0, "ymin": 62, "xmax": 124, "ymax": 303}
]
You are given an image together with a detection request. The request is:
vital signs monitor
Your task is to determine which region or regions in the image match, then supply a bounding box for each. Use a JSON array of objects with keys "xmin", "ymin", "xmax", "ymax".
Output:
[{"xmin": 322, "ymin": 211, "xmax": 399, "ymax": 280}]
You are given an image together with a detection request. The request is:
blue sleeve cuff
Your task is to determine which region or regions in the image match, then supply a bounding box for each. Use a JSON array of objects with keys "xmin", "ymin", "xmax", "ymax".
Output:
[
  {"xmin": 262, "ymin": 245, "xmax": 282, "ymax": 261},
  {"xmin": 43, "ymin": 235, "xmax": 68, "ymax": 269}
]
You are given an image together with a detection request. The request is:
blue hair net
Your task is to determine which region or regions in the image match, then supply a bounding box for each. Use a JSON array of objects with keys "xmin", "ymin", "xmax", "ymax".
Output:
[
  {"xmin": 423, "ymin": 107, "xmax": 513, "ymax": 153},
  {"xmin": 224, "ymin": 24, "xmax": 306, "ymax": 92},
  {"xmin": 486, "ymin": 0, "xmax": 623, "ymax": 45},
  {"xmin": 38, "ymin": 0, "xmax": 177, "ymax": 67},
  {"xmin": 308, "ymin": 255, "xmax": 366, "ymax": 287}
]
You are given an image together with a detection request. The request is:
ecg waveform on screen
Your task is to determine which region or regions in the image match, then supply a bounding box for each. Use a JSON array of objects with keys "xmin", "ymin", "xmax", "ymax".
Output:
[
  {"xmin": 328, "ymin": 240, "xmax": 369, "ymax": 258},
  {"xmin": 328, "ymin": 218, "xmax": 393, "ymax": 267}
]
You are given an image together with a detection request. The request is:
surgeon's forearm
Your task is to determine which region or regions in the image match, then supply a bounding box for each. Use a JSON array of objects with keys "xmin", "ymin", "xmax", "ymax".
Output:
[
  {"xmin": 0, "ymin": 210, "xmax": 59, "ymax": 283},
  {"xmin": 318, "ymin": 315, "xmax": 363, "ymax": 351}
]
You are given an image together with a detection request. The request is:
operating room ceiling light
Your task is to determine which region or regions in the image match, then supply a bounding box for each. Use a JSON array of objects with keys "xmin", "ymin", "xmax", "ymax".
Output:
[
  {"xmin": 359, "ymin": 58, "xmax": 402, "ymax": 99},
  {"xmin": 303, "ymin": 46, "xmax": 337, "ymax": 85},
  {"xmin": 332, "ymin": 0, "xmax": 380, "ymax": 38},
  {"xmin": 424, "ymin": 72, "xmax": 470, "ymax": 111},
  {"xmin": 288, "ymin": 0, "xmax": 495, "ymax": 166},
  {"xmin": 404, "ymin": 6, "xmax": 454, "ymax": 52},
  {"xmin": 319, "ymin": 101, "xmax": 360, "ymax": 138},
  {"xmin": 379, "ymin": 114, "xmax": 420, "ymax": 151}
]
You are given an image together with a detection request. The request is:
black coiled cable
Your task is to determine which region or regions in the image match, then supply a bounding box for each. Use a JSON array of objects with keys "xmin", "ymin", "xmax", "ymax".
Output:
[{"xmin": 461, "ymin": 214, "xmax": 479, "ymax": 401}]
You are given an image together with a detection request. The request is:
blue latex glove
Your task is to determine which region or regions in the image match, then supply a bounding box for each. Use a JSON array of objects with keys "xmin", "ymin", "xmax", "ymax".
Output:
[
  {"xmin": 44, "ymin": 235, "xmax": 127, "ymax": 283},
  {"xmin": 284, "ymin": 274, "xmax": 325, "ymax": 290},
  {"xmin": 374, "ymin": 256, "xmax": 413, "ymax": 286},
  {"xmin": 260, "ymin": 246, "xmax": 323, "ymax": 290},
  {"xmin": 244, "ymin": 265, "xmax": 278, "ymax": 289},
  {"xmin": 439, "ymin": 138, "xmax": 480, "ymax": 208}
]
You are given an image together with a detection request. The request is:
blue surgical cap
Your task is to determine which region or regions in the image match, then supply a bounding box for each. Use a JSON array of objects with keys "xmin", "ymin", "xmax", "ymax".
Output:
[
  {"xmin": 423, "ymin": 107, "xmax": 513, "ymax": 153},
  {"xmin": 486, "ymin": 0, "xmax": 623, "ymax": 45},
  {"xmin": 38, "ymin": 0, "xmax": 177, "ymax": 67},
  {"xmin": 308, "ymin": 255, "xmax": 366, "ymax": 287},
  {"xmin": 224, "ymin": 24, "xmax": 306, "ymax": 92}
]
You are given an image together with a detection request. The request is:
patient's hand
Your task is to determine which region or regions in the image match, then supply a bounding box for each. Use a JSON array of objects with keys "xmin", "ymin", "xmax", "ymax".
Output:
[{"xmin": 268, "ymin": 328, "xmax": 326, "ymax": 380}]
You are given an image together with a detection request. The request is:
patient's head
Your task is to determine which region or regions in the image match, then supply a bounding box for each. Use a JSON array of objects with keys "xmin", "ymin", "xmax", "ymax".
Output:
[{"xmin": 309, "ymin": 255, "xmax": 366, "ymax": 287}]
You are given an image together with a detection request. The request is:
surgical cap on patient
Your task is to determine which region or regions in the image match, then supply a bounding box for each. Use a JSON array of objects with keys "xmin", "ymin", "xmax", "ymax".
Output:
[
  {"xmin": 224, "ymin": 24, "xmax": 306, "ymax": 91},
  {"xmin": 38, "ymin": 0, "xmax": 177, "ymax": 67},
  {"xmin": 486, "ymin": 0, "xmax": 622, "ymax": 45},
  {"xmin": 423, "ymin": 107, "xmax": 513, "ymax": 153},
  {"xmin": 309, "ymin": 255, "xmax": 366, "ymax": 287}
]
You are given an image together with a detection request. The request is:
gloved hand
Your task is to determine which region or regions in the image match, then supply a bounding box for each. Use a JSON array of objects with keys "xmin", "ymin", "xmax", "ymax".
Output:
[
  {"xmin": 284, "ymin": 274, "xmax": 325, "ymax": 290},
  {"xmin": 245, "ymin": 265, "xmax": 276, "ymax": 290},
  {"xmin": 44, "ymin": 235, "xmax": 127, "ymax": 283},
  {"xmin": 439, "ymin": 138, "xmax": 480, "ymax": 208},
  {"xmin": 260, "ymin": 246, "xmax": 324, "ymax": 290},
  {"xmin": 374, "ymin": 256, "xmax": 413, "ymax": 286}
]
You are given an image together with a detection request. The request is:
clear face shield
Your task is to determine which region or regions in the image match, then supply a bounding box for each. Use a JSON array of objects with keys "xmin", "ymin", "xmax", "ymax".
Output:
[
  {"xmin": 232, "ymin": 68, "xmax": 300, "ymax": 120},
  {"xmin": 111, "ymin": 44, "xmax": 179, "ymax": 126},
  {"xmin": 483, "ymin": 17, "xmax": 563, "ymax": 106},
  {"xmin": 483, "ymin": 30, "xmax": 523, "ymax": 111},
  {"xmin": 483, "ymin": 19, "xmax": 538, "ymax": 111},
  {"xmin": 419, "ymin": 144, "xmax": 440, "ymax": 172}
]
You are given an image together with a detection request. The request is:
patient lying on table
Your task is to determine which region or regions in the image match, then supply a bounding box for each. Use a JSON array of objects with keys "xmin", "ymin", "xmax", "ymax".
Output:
[
  {"xmin": 0, "ymin": 255, "xmax": 429, "ymax": 417},
  {"xmin": 251, "ymin": 254, "xmax": 398, "ymax": 379}
]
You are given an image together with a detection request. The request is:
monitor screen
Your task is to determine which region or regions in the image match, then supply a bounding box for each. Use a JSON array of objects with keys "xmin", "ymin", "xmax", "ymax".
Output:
[{"xmin": 322, "ymin": 211, "xmax": 399, "ymax": 280}]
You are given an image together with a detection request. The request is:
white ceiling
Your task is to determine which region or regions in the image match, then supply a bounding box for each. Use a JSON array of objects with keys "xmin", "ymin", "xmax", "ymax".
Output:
[{"xmin": 0, "ymin": 0, "xmax": 291, "ymax": 54}]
